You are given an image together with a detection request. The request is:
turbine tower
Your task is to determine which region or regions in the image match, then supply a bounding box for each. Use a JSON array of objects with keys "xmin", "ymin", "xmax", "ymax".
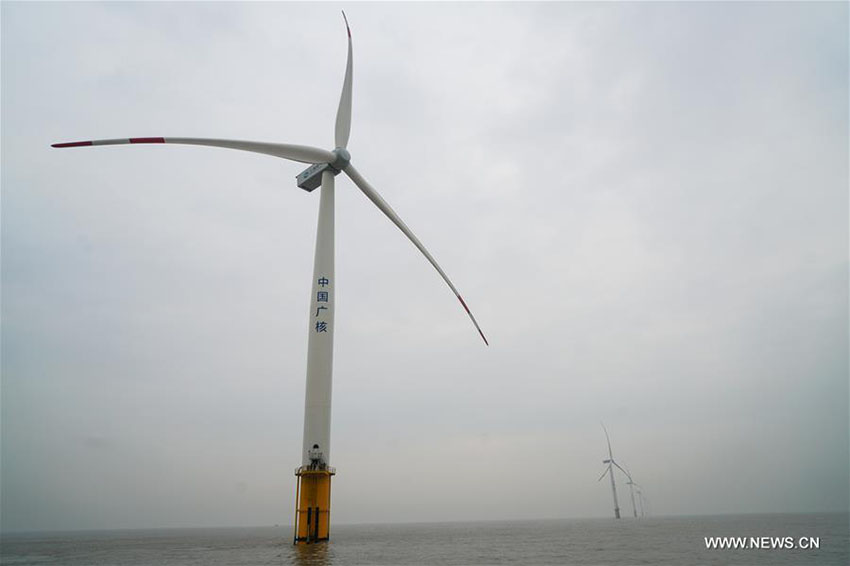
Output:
[
  {"xmin": 52, "ymin": 13, "xmax": 487, "ymax": 544},
  {"xmin": 597, "ymin": 423, "xmax": 629, "ymax": 519}
]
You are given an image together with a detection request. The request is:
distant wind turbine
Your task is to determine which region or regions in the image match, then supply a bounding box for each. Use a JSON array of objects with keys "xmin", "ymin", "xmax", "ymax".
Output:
[
  {"xmin": 623, "ymin": 470, "xmax": 641, "ymax": 519},
  {"xmin": 52, "ymin": 12, "xmax": 487, "ymax": 544},
  {"xmin": 637, "ymin": 488, "xmax": 649, "ymax": 518},
  {"xmin": 597, "ymin": 423, "xmax": 630, "ymax": 519}
]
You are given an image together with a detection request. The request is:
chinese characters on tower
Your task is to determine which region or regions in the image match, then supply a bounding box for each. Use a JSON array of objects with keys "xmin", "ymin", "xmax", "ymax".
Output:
[{"xmin": 315, "ymin": 276, "xmax": 330, "ymax": 333}]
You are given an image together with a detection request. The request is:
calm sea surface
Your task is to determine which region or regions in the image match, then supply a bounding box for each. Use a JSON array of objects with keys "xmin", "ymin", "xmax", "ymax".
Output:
[{"xmin": 2, "ymin": 514, "xmax": 847, "ymax": 565}]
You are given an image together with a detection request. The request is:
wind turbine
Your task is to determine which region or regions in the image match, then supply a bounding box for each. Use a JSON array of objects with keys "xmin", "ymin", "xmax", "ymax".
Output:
[
  {"xmin": 622, "ymin": 468, "xmax": 641, "ymax": 519},
  {"xmin": 597, "ymin": 423, "xmax": 629, "ymax": 519},
  {"xmin": 636, "ymin": 487, "xmax": 646, "ymax": 518},
  {"xmin": 52, "ymin": 12, "xmax": 487, "ymax": 544}
]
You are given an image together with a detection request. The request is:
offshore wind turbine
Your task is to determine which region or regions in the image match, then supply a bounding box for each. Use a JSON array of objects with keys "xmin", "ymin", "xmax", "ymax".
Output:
[
  {"xmin": 597, "ymin": 423, "xmax": 629, "ymax": 519},
  {"xmin": 637, "ymin": 487, "xmax": 650, "ymax": 517},
  {"xmin": 636, "ymin": 487, "xmax": 646, "ymax": 518},
  {"xmin": 52, "ymin": 13, "xmax": 487, "ymax": 544},
  {"xmin": 623, "ymin": 468, "xmax": 641, "ymax": 519}
]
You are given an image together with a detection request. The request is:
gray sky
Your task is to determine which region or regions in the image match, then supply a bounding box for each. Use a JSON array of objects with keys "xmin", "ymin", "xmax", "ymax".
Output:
[{"xmin": 2, "ymin": 2, "xmax": 847, "ymax": 532}]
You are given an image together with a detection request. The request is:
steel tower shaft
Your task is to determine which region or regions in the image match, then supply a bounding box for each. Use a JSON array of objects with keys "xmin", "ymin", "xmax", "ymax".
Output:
[{"xmin": 294, "ymin": 170, "xmax": 336, "ymax": 543}]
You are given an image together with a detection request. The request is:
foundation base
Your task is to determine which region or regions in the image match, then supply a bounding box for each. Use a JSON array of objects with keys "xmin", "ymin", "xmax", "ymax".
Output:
[{"xmin": 293, "ymin": 466, "xmax": 335, "ymax": 544}]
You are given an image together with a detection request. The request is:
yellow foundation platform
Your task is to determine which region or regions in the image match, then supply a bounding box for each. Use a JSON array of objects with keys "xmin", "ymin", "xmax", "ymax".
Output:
[{"xmin": 293, "ymin": 466, "xmax": 336, "ymax": 544}]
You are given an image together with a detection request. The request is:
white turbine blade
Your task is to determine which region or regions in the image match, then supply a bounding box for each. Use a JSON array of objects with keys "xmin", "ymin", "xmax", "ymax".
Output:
[
  {"xmin": 601, "ymin": 422, "xmax": 614, "ymax": 460},
  {"xmin": 334, "ymin": 11, "xmax": 354, "ymax": 149},
  {"xmin": 52, "ymin": 137, "xmax": 334, "ymax": 165},
  {"xmin": 343, "ymin": 163, "xmax": 488, "ymax": 345},
  {"xmin": 597, "ymin": 465, "xmax": 611, "ymax": 482}
]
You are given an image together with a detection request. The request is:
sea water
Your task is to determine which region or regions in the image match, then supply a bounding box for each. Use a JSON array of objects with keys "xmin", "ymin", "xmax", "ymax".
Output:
[{"xmin": 2, "ymin": 513, "xmax": 847, "ymax": 565}]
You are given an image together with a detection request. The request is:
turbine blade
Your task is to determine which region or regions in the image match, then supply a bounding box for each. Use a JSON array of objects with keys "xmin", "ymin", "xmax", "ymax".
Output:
[
  {"xmin": 343, "ymin": 163, "xmax": 488, "ymax": 345},
  {"xmin": 601, "ymin": 422, "xmax": 614, "ymax": 460},
  {"xmin": 334, "ymin": 11, "xmax": 354, "ymax": 149},
  {"xmin": 52, "ymin": 137, "xmax": 334, "ymax": 165},
  {"xmin": 597, "ymin": 466, "xmax": 610, "ymax": 482}
]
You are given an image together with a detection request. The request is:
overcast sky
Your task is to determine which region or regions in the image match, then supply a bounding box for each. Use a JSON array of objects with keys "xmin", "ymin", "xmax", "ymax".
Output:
[{"xmin": 2, "ymin": 2, "xmax": 847, "ymax": 532}]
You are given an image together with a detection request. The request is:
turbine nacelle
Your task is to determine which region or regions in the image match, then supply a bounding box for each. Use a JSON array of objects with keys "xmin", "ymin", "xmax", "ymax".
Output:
[
  {"xmin": 295, "ymin": 147, "xmax": 352, "ymax": 192},
  {"xmin": 296, "ymin": 163, "xmax": 333, "ymax": 191}
]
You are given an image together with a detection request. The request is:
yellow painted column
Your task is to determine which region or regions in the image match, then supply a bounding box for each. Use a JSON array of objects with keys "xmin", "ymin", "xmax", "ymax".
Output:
[{"xmin": 294, "ymin": 467, "xmax": 335, "ymax": 544}]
